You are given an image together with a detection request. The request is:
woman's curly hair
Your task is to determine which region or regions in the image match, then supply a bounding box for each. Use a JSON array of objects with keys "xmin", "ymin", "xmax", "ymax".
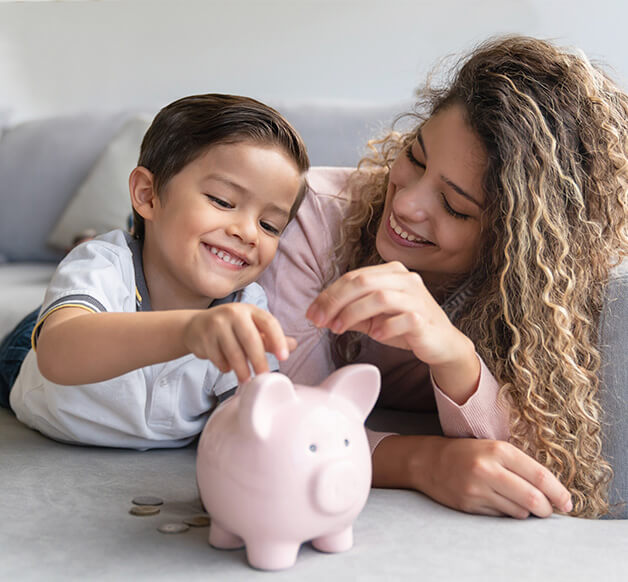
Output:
[{"xmin": 335, "ymin": 36, "xmax": 628, "ymax": 517}]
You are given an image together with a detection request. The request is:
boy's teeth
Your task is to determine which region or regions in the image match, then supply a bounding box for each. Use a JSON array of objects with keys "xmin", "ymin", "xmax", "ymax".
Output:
[{"xmin": 210, "ymin": 246, "xmax": 245, "ymax": 266}]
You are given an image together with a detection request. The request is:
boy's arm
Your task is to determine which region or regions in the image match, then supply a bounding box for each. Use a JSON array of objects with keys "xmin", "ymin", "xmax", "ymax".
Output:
[
  {"xmin": 36, "ymin": 307, "xmax": 197, "ymax": 385},
  {"xmin": 36, "ymin": 302, "xmax": 293, "ymax": 386}
]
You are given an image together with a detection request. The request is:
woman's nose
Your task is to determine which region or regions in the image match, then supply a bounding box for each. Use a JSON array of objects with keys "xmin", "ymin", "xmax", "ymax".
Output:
[{"xmin": 393, "ymin": 183, "xmax": 430, "ymax": 223}]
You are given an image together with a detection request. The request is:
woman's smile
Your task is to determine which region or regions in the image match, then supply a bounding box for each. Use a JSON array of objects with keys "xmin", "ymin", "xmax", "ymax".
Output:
[{"xmin": 386, "ymin": 212, "xmax": 434, "ymax": 247}]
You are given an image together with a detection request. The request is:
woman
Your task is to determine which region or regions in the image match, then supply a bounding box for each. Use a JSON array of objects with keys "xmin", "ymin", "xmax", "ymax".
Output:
[{"xmin": 260, "ymin": 36, "xmax": 628, "ymax": 519}]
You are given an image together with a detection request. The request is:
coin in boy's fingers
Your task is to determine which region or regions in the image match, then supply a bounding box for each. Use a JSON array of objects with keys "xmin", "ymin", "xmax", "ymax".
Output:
[
  {"xmin": 129, "ymin": 505, "xmax": 161, "ymax": 516},
  {"xmin": 132, "ymin": 496, "xmax": 164, "ymax": 506},
  {"xmin": 183, "ymin": 515, "xmax": 210, "ymax": 527},
  {"xmin": 158, "ymin": 523, "xmax": 190, "ymax": 534}
]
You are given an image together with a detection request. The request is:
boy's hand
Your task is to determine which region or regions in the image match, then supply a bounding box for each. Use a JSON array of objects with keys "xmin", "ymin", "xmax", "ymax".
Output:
[{"xmin": 182, "ymin": 304, "xmax": 295, "ymax": 383}]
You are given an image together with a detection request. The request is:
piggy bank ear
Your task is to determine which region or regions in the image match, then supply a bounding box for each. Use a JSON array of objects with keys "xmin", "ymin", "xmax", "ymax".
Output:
[
  {"xmin": 319, "ymin": 364, "xmax": 381, "ymax": 421},
  {"xmin": 238, "ymin": 372, "xmax": 297, "ymax": 440}
]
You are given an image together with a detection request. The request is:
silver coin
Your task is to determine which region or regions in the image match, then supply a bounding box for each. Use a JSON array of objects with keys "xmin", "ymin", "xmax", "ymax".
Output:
[
  {"xmin": 183, "ymin": 515, "xmax": 210, "ymax": 527},
  {"xmin": 157, "ymin": 523, "xmax": 190, "ymax": 534},
  {"xmin": 132, "ymin": 496, "xmax": 164, "ymax": 506},
  {"xmin": 129, "ymin": 505, "xmax": 160, "ymax": 516}
]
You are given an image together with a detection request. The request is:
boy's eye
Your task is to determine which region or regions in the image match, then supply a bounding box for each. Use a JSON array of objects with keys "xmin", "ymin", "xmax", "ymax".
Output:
[
  {"xmin": 260, "ymin": 221, "xmax": 280, "ymax": 236},
  {"xmin": 206, "ymin": 195, "xmax": 232, "ymax": 209}
]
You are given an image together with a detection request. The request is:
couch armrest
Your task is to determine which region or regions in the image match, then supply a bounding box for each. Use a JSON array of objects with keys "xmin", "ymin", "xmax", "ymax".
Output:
[{"xmin": 599, "ymin": 257, "xmax": 628, "ymax": 518}]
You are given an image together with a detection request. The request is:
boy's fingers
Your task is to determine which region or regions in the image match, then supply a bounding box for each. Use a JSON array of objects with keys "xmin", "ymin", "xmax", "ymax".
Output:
[
  {"xmin": 252, "ymin": 311, "xmax": 290, "ymax": 361},
  {"xmin": 217, "ymin": 330, "xmax": 251, "ymax": 384},
  {"xmin": 232, "ymin": 317, "xmax": 269, "ymax": 377},
  {"xmin": 206, "ymin": 337, "xmax": 230, "ymax": 373}
]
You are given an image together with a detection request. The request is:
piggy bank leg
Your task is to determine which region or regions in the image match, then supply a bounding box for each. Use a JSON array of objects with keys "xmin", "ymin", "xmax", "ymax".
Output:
[
  {"xmin": 311, "ymin": 526, "xmax": 353, "ymax": 553},
  {"xmin": 208, "ymin": 522, "xmax": 244, "ymax": 550},
  {"xmin": 246, "ymin": 540, "xmax": 301, "ymax": 570}
]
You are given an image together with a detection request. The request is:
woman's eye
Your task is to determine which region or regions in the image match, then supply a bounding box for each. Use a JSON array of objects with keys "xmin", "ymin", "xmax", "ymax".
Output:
[
  {"xmin": 405, "ymin": 145, "xmax": 425, "ymax": 169},
  {"xmin": 260, "ymin": 221, "xmax": 280, "ymax": 236},
  {"xmin": 207, "ymin": 195, "xmax": 232, "ymax": 209},
  {"xmin": 440, "ymin": 194, "xmax": 470, "ymax": 220}
]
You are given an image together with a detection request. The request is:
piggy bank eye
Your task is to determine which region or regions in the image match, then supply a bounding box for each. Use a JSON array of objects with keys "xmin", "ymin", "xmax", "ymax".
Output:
[
  {"xmin": 344, "ymin": 439, "xmax": 350, "ymax": 447},
  {"xmin": 309, "ymin": 444, "xmax": 317, "ymax": 452}
]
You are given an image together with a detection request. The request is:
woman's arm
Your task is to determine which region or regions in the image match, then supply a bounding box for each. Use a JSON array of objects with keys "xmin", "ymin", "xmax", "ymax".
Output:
[
  {"xmin": 371, "ymin": 434, "xmax": 573, "ymax": 519},
  {"xmin": 306, "ymin": 261, "xmax": 505, "ymax": 414}
]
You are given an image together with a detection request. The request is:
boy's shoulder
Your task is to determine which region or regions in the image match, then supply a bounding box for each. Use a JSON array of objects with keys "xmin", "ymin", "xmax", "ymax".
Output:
[
  {"xmin": 41, "ymin": 229, "xmax": 138, "ymax": 315},
  {"xmin": 234, "ymin": 281, "xmax": 268, "ymax": 308},
  {"xmin": 64, "ymin": 229, "xmax": 133, "ymax": 265}
]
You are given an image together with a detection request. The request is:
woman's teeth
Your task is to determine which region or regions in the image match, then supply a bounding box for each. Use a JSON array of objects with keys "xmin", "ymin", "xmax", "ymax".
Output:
[
  {"xmin": 389, "ymin": 214, "xmax": 428, "ymax": 243},
  {"xmin": 210, "ymin": 246, "xmax": 245, "ymax": 266}
]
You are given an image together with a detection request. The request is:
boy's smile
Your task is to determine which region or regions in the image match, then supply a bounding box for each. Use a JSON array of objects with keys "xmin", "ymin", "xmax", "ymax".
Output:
[
  {"xmin": 204, "ymin": 244, "xmax": 249, "ymax": 269},
  {"xmin": 138, "ymin": 142, "xmax": 303, "ymax": 310}
]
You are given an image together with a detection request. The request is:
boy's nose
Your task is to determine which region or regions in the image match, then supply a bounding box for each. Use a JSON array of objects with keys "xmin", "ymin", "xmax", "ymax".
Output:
[{"xmin": 226, "ymin": 217, "xmax": 258, "ymax": 245}]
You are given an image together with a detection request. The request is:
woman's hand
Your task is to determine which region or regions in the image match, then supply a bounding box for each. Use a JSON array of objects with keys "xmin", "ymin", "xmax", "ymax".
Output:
[
  {"xmin": 183, "ymin": 304, "xmax": 295, "ymax": 383},
  {"xmin": 306, "ymin": 261, "xmax": 480, "ymax": 403},
  {"xmin": 374, "ymin": 435, "xmax": 573, "ymax": 519},
  {"xmin": 307, "ymin": 262, "xmax": 463, "ymax": 363}
]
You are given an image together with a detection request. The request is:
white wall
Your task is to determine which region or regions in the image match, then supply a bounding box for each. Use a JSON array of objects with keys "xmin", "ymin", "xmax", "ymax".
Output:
[{"xmin": 1, "ymin": 0, "xmax": 627, "ymax": 122}]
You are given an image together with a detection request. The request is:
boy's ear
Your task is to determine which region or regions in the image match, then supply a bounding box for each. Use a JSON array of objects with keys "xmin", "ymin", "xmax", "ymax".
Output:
[{"xmin": 129, "ymin": 166, "xmax": 159, "ymax": 220}]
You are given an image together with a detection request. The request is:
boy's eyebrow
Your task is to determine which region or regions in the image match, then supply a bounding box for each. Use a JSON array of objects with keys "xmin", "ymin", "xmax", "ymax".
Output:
[
  {"xmin": 203, "ymin": 174, "xmax": 291, "ymax": 218},
  {"xmin": 416, "ymin": 130, "xmax": 484, "ymax": 209}
]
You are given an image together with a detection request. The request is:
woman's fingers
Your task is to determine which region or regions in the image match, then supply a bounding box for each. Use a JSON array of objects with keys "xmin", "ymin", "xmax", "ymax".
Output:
[
  {"xmin": 502, "ymin": 445, "xmax": 573, "ymax": 513},
  {"xmin": 490, "ymin": 467, "xmax": 554, "ymax": 518},
  {"xmin": 369, "ymin": 311, "xmax": 423, "ymax": 342},
  {"xmin": 434, "ymin": 438, "xmax": 570, "ymax": 519},
  {"xmin": 307, "ymin": 263, "xmax": 418, "ymax": 327},
  {"xmin": 326, "ymin": 289, "xmax": 411, "ymax": 335},
  {"xmin": 481, "ymin": 493, "xmax": 530, "ymax": 520}
]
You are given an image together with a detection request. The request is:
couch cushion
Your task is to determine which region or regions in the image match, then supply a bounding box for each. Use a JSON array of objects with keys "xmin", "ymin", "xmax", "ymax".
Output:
[
  {"xmin": 1, "ymin": 406, "xmax": 626, "ymax": 580},
  {"xmin": 46, "ymin": 115, "xmax": 151, "ymax": 251},
  {"xmin": 0, "ymin": 263, "xmax": 56, "ymax": 339},
  {"xmin": 0, "ymin": 109, "xmax": 9, "ymax": 142},
  {"xmin": 0, "ymin": 113, "xmax": 133, "ymax": 262},
  {"xmin": 273, "ymin": 101, "xmax": 413, "ymax": 167}
]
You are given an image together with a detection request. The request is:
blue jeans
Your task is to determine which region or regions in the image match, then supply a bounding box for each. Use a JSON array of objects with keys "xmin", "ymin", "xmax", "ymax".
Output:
[{"xmin": 0, "ymin": 308, "xmax": 39, "ymax": 410}]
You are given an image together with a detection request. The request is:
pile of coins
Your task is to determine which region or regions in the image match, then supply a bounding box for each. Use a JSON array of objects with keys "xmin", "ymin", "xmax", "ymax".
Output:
[{"xmin": 129, "ymin": 495, "xmax": 210, "ymax": 534}]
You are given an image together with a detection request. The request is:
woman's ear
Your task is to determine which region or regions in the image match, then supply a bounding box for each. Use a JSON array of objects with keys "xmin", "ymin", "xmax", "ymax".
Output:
[{"xmin": 129, "ymin": 166, "xmax": 159, "ymax": 220}]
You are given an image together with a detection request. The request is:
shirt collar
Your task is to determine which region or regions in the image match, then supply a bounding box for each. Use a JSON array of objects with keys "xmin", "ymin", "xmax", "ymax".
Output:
[{"xmin": 124, "ymin": 232, "xmax": 239, "ymax": 311}]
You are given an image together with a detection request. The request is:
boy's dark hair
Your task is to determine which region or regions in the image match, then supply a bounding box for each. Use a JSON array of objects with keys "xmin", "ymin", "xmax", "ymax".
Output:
[{"xmin": 132, "ymin": 93, "xmax": 310, "ymax": 240}]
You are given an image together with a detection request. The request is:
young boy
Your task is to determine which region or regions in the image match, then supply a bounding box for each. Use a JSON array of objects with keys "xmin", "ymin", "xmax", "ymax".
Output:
[{"xmin": 5, "ymin": 94, "xmax": 310, "ymax": 449}]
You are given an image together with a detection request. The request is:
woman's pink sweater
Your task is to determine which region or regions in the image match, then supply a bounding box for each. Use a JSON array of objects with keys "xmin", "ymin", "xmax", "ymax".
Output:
[{"xmin": 259, "ymin": 167, "xmax": 509, "ymax": 451}]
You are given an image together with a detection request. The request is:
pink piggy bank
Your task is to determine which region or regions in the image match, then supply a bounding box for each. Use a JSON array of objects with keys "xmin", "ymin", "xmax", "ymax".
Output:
[{"xmin": 196, "ymin": 364, "xmax": 380, "ymax": 570}]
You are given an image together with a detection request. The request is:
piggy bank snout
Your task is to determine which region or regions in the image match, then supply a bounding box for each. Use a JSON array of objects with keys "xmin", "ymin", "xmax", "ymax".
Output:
[{"xmin": 313, "ymin": 460, "xmax": 365, "ymax": 515}]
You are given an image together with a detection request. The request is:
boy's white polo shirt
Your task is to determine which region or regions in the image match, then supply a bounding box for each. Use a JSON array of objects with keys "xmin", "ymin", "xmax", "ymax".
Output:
[{"xmin": 10, "ymin": 229, "xmax": 277, "ymax": 449}]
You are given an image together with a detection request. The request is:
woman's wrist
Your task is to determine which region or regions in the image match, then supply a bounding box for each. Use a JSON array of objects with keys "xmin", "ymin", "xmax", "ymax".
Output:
[
  {"xmin": 429, "ymin": 333, "xmax": 481, "ymax": 405},
  {"xmin": 372, "ymin": 434, "xmax": 445, "ymax": 492}
]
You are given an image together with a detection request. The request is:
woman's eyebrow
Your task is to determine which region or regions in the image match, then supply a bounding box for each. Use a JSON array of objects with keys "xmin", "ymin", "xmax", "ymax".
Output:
[{"xmin": 417, "ymin": 129, "xmax": 484, "ymax": 209}]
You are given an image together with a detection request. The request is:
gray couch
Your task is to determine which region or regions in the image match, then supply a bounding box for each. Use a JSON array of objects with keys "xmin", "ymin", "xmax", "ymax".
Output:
[{"xmin": 0, "ymin": 104, "xmax": 626, "ymax": 580}]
